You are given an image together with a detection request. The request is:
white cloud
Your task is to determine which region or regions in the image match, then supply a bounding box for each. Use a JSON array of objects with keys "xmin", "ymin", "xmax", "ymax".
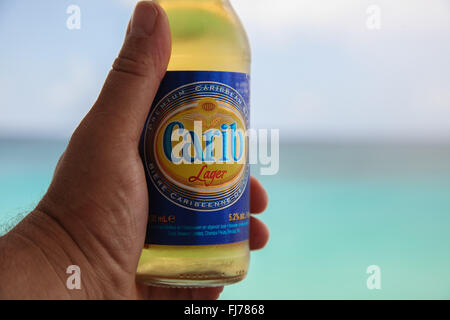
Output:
[
  {"xmin": 229, "ymin": 0, "xmax": 450, "ymax": 141},
  {"xmin": 232, "ymin": 0, "xmax": 450, "ymax": 34}
]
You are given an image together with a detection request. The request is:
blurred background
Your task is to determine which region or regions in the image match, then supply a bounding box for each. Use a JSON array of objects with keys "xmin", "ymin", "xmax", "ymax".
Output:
[{"xmin": 1, "ymin": 0, "xmax": 450, "ymax": 299}]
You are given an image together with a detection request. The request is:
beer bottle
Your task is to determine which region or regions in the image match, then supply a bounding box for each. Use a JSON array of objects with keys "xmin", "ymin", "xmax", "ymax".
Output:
[{"xmin": 137, "ymin": 0, "xmax": 251, "ymax": 287}]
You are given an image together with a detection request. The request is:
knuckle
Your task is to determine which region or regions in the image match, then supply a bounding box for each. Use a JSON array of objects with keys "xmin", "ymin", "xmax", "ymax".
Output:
[{"xmin": 112, "ymin": 35, "xmax": 156, "ymax": 77}]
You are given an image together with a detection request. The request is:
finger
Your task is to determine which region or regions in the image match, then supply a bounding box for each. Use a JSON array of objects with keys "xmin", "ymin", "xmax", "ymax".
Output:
[
  {"xmin": 82, "ymin": 1, "xmax": 171, "ymax": 143},
  {"xmin": 249, "ymin": 216, "xmax": 269, "ymax": 250},
  {"xmin": 250, "ymin": 176, "xmax": 268, "ymax": 214}
]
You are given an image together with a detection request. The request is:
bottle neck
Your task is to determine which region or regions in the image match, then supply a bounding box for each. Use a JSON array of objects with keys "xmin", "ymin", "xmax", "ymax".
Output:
[{"xmin": 157, "ymin": 0, "xmax": 249, "ymax": 73}]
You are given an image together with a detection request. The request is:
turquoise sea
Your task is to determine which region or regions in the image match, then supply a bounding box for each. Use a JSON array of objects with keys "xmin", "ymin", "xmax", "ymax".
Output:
[{"xmin": 1, "ymin": 139, "xmax": 450, "ymax": 299}]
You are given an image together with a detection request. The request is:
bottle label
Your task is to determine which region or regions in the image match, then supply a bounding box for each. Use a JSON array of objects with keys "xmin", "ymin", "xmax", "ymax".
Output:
[{"xmin": 140, "ymin": 71, "xmax": 250, "ymax": 245}]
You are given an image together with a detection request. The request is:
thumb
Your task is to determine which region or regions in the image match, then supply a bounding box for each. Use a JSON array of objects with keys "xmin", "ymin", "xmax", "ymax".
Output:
[{"xmin": 82, "ymin": 1, "xmax": 171, "ymax": 143}]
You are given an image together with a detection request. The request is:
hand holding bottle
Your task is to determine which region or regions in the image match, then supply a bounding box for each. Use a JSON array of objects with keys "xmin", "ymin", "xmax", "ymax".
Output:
[{"xmin": 0, "ymin": 1, "xmax": 269, "ymax": 300}]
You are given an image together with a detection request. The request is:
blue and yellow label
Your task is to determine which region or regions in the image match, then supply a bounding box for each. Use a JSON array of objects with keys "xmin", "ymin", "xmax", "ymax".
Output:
[{"xmin": 140, "ymin": 71, "xmax": 250, "ymax": 245}]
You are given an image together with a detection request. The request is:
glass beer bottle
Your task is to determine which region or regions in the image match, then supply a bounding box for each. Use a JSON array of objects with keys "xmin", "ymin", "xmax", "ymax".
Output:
[{"xmin": 137, "ymin": 0, "xmax": 251, "ymax": 287}]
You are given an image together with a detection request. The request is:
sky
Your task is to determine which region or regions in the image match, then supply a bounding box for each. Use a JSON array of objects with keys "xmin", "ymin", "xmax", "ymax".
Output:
[{"xmin": 0, "ymin": 0, "xmax": 449, "ymax": 142}]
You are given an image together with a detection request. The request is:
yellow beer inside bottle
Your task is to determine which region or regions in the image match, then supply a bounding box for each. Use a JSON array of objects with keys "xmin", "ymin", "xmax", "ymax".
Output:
[{"xmin": 136, "ymin": 0, "xmax": 251, "ymax": 287}]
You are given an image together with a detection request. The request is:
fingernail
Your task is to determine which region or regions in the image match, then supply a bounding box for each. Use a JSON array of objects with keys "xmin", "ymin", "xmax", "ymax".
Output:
[{"xmin": 131, "ymin": 1, "xmax": 159, "ymax": 35}]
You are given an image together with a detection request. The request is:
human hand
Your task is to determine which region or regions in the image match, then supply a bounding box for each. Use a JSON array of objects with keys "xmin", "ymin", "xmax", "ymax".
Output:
[{"xmin": 0, "ymin": 1, "xmax": 269, "ymax": 300}]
